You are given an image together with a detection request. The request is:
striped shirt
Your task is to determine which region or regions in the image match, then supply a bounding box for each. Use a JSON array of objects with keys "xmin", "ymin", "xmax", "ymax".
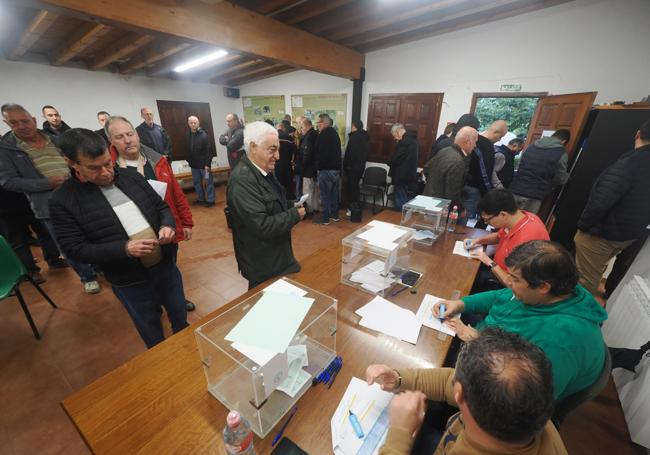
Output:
[{"xmin": 18, "ymin": 135, "xmax": 69, "ymax": 178}]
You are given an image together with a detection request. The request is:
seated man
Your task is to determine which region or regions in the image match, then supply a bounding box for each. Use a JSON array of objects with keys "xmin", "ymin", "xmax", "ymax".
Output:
[
  {"xmin": 226, "ymin": 121, "xmax": 306, "ymax": 289},
  {"xmin": 436, "ymin": 240, "xmax": 607, "ymax": 400},
  {"xmin": 465, "ymin": 188, "xmax": 549, "ymax": 292},
  {"xmin": 49, "ymin": 129, "xmax": 188, "ymax": 348},
  {"xmin": 367, "ymin": 327, "xmax": 567, "ymax": 454}
]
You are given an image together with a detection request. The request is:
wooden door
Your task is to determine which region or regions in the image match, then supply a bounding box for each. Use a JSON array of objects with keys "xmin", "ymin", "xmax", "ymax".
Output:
[
  {"xmin": 523, "ymin": 92, "xmax": 597, "ymax": 221},
  {"xmin": 525, "ymin": 92, "xmax": 597, "ymax": 159},
  {"xmin": 156, "ymin": 100, "xmax": 217, "ymax": 162},
  {"xmin": 367, "ymin": 93, "xmax": 443, "ymax": 167}
]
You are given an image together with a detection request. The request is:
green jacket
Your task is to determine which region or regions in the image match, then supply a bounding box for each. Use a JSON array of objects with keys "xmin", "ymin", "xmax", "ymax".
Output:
[
  {"xmin": 226, "ymin": 155, "xmax": 301, "ymax": 286},
  {"xmin": 423, "ymin": 144, "xmax": 469, "ymax": 211},
  {"xmin": 463, "ymin": 285, "xmax": 607, "ymax": 400}
]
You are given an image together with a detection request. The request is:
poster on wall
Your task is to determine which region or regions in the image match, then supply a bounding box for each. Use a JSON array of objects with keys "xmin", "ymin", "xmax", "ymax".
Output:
[
  {"xmin": 242, "ymin": 95, "xmax": 285, "ymax": 125},
  {"xmin": 291, "ymin": 94, "xmax": 348, "ymax": 145}
]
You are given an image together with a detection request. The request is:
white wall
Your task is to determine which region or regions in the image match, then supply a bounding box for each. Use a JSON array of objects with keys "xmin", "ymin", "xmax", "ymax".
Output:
[
  {"xmin": 0, "ymin": 58, "xmax": 239, "ymax": 167},
  {"xmin": 240, "ymin": 0, "xmax": 650, "ymax": 138}
]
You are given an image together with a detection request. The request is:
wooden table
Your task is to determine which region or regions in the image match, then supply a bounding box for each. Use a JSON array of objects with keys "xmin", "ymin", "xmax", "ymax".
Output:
[{"xmin": 62, "ymin": 212, "xmax": 483, "ymax": 454}]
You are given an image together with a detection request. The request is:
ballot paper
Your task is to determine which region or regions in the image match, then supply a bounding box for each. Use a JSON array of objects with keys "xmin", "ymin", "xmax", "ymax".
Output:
[
  {"xmin": 355, "ymin": 296, "xmax": 421, "ymax": 344},
  {"xmin": 331, "ymin": 377, "xmax": 393, "ymax": 455},
  {"xmin": 259, "ymin": 351, "xmax": 288, "ymax": 398},
  {"xmin": 295, "ymin": 193, "xmax": 310, "ymax": 207},
  {"xmin": 416, "ymin": 294, "xmax": 457, "ymax": 337},
  {"xmin": 225, "ymin": 291, "xmax": 314, "ymax": 353},
  {"xmin": 413, "ymin": 229, "xmax": 435, "ymax": 241},
  {"xmin": 349, "ymin": 260, "xmax": 396, "ymax": 294},
  {"xmin": 263, "ymin": 278, "xmax": 308, "ymax": 297},
  {"xmin": 147, "ymin": 179, "xmax": 167, "ymax": 199},
  {"xmin": 452, "ymin": 240, "xmax": 481, "ymax": 258},
  {"xmin": 277, "ymin": 345, "xmax": 311, "ymax": 397},
  {"xmin": 408, "ymin": 195, "xmax": 444, "ymax": 212},
  {"xmin": 231, "ymin": 341, "xmax": 278, "ymax": 367},
  {"xmin": 357, "ymin": 221, "xmax": 409, "ymax": 251}
]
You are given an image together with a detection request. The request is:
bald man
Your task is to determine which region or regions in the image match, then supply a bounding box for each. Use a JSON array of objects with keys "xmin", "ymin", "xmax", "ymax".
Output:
[
  {"xmin": 136, "ymin": 107, "xmax": 172, "ymax": 159},
  {"xmin": 423, "ymin": 126, "xmax": 478, "ymax": 212},
  {"xmin": 186, "ymin": 115, "xmax": 216, "ymax": 207}
]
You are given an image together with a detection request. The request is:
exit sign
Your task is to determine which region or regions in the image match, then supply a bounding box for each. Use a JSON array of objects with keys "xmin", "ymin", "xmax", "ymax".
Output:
[{"xmin": 500, "ymin": 84, "xmax": 522, "ymax": 92}]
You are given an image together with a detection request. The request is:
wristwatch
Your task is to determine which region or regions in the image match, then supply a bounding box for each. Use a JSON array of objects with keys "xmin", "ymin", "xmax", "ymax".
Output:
[{"xmin": 487, "ymin": 260, "xmax": 497, "ymax": 269}]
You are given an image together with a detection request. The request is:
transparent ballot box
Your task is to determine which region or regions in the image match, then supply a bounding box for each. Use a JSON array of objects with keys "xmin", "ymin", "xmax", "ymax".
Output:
[
  {"xmin": 401, "ymin": 195, "xmax": 451, "ymax": 246},
  {"xmin": 195, "ymin": 278, "xmax": 337, "ymax": 438},
  {"xmin": 341, "ymin": 220, "xmax": 415, "ymax": 296}
]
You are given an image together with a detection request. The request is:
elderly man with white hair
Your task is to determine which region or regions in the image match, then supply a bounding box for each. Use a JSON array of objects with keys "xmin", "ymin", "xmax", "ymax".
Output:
[{"xmin": 226, "ymin": 121, "xmax": 306, "ymax": 289}]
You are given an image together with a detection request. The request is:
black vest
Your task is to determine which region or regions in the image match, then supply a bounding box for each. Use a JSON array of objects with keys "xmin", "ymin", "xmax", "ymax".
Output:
[
  {"xmin": 495, "ymin": 145, "xmax": 516, "ymax": 188},
  {"xmin": 511, "ymin": 141, "xmax": 566, "ymax": 200}
]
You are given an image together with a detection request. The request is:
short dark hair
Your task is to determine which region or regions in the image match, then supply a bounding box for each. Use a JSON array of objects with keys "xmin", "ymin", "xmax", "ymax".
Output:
[
  {"xmin": 477, "ymin": 189, "xmax": 518, "ymax": 215},
  {"xmin": 444, "ymin": 123, "xmax": 457, "ymax": 136},
  {"xmin": 58, "ymin": 128, "xmax": 107, "ymax": 163},
  {"xmin": 97, "ymin": 111, "xmax": 110, "ymax": 117},
  {"xmin": 639, "ymin": 119, "xmax": 650, "ymax": 141},
  {"xmin": 352, "ymin": 119, "xmax": 364, "ymax": 130},
  {"xmin": 455, "ymin": 327, "xmax": 554, "ymax": 444},
  {"xmin": 505, "ymin": 240, "xmax": 578, "ymax": 295},
  {"xmin": 318, "ymin": 113, "xmax": 332, "ymax": 126},
  {"xmin": 552, "ymin": 129, "xmax": 571, "ymax": 144},
  {"xmin": 41, "ymin": 105, "xmax": 56, "ymax": 112},
  {"xmin": 281, "ymin": 119, "xmax": 292, "ymax": 130},
  {"xmin": 508, "ymin": 137, "xmax": 524, "ymax": 147},
  {"xmin": 264, "ymin": 119, "xmax": 274, "ymax": 126}
]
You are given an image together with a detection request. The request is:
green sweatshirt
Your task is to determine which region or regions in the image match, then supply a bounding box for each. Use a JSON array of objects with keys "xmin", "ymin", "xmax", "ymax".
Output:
[{"xmin": 462, "ymin": 285, "xmax": 607, "ymax": 400}]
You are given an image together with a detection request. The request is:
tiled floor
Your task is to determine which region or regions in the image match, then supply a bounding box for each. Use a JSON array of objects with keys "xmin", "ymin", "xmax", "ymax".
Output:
[{"xmin": 0, "ymin": 191, "xmax": 644, "ymax": 454}]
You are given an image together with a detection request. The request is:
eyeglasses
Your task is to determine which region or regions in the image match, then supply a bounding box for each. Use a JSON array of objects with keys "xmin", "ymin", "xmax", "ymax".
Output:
[{"xmin": 481, "ymin": 213, "xmax": 498, "ymax": 223}]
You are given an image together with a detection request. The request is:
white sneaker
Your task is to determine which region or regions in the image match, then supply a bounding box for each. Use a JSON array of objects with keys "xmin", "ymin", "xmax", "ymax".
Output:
[
  {"xmin": 84, "ymin": 280, "xmax": 101, "ymax": 294},
  {"xmin": 346, "ymin": 210, "xmax": 351, "ymax": 217}
]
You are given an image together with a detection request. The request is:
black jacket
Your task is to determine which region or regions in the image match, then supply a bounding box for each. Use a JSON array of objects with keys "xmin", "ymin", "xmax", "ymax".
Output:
[
  {"xmin": 343, "ymin": 129, "xmax": 369, "ymax": 174},
  {"xmin": 467, "ymin": 135, "xmax": 495, "ymax": 193},
  {"xmin": 0, "ymin": 185, "xmax": 32, "ymax": 216},
  {"xmin": 578, "ymin": 144, "xmax": 650, "ymax": 242},
  {"xmin": 136, "ymin": 122, "xmax": 173, "ymax": 158},
  {"xmin": 226, "ymin": 154, "xmax": 300, "ymax": 285},
  {"xmin": 94, "ymin": 128, "xmax": 109, "ymax": 147},
  {"xmin": 388, "ymin": 130, "xmax": 419, "ymax": 185},
  {"xmin": 186, "ymin": 128, "xmax": 214, "ymax": 169},
  {"xmin": 42, "ymin": 121, "xmax": 71, "ymax": 145},
  {"xmin": 276, "ymin": 131, "xmax": 296, "ymax": 196},
  {"xmin": 495, "ymin": 144, "xmax": 516, "ymax": 188},
  {"xmin": 300, "ymin": 128, "xmax": 318, "ymax": 178},
  {"xmin": 48, "ymin": 170, "xmax": 176, "ymax": 286},
  {"xmin": 511, "ymin": 137, "xmax": 568, "ymax": 200},
  {"xmin": 218, "ymin": 126, "xmax": 244, "ymax": 153},
  {"xmin": 315, "ymin": 126, "xmax": 342, "ymax": 171}
]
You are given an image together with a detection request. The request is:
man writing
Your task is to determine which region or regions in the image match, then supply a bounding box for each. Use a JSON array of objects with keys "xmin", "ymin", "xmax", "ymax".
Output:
[
  {"xmin": 50, "ymin": 128, "xmax": 188, "ymax": 348},
  {"xmin": 368, "ymin": 327, "xmax": 567, "ymax": 454},
  {"xmin": 226, "ymin": 121, "xmax": 306, "ymax": 289}
]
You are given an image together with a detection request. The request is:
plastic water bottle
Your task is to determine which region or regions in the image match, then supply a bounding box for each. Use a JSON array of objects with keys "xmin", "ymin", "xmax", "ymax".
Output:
[
  {"xmin": 223, "ymin": 411, "xmax": 256, "ymax": 454},
  {"xmin": 447, "ymin": 205, "xmax": 459, "ymax": 232}
]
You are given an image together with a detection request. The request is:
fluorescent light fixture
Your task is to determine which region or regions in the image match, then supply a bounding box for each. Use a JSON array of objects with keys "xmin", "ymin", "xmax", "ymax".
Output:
[{"xmin": 174, "ymin": 50, "xmax": 228, "ymax": 73}]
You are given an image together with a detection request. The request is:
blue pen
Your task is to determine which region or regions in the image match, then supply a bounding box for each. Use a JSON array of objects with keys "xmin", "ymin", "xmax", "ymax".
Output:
[
  {"xmin": 439, "ymin": 303, "xmax": 446, "ymax": 321},
  {"xmin": 464, "ymin": 239, "xmax": 472, "ymax": 250},
  {"xmin": 272, "ymin": 406, "xmax": 298, "ymax": 446},
  {"xmin": 348, "ymin": 410, "xmax": 364, "ymax": 438}
]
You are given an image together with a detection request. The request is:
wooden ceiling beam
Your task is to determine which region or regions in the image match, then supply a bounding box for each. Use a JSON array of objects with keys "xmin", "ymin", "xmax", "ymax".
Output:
[
  {"xmin": 209, "ymin": 59, "xmax": 266, "ymax": 83},
  {"xmin": 146, "ymin": 45, "xmax": 209, "ymax": 76},
  {"xmin": 52, "ymin": 22, "xmax": 108, "ymax": 65},
  {"xmin": 223, "ymin": 64, "xmax": 289, "ymax": 85},
  {"xmin": 281, "ymin": 0, "xmax": 356, "ymax": 25},
  {"xmin": 6, "ymin": 10, "xmax": 59, "ymax": 60},
  {"xmin": 299, "ymin": 0, "xmax": 370, "ymax": 34},
  {"xmin": 228, "ymin": 67, "xmax": 296, "ymax": 86},
  {"xmin": 36, "ymin": 0, "xmax": 364, "ymax": 79},
  {"xmin": 88, "ymin": 33, "xmax": 155, "ymax": 70},
  {"xmin": 120, "ymin": 40, "xmax": 193, "ymax": 74}
]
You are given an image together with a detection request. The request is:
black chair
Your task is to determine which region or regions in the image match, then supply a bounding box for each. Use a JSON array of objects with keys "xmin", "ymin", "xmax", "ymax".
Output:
[
  {"xmin": 552, "ymin": 342, "xmax": 612, "ymax": 427},
  {"xmin": 359, "ymin": 167, "xmax": 388, "ymax": 214}
]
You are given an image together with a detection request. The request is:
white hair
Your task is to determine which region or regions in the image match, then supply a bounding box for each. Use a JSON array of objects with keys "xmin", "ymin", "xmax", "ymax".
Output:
[
  {"xmin": 244, "ymin": 121, "xmax": 278, "ymax": 151},
  {"xmin": 391, "ymin": 123, "xmax": 405, "ymax": 134}
]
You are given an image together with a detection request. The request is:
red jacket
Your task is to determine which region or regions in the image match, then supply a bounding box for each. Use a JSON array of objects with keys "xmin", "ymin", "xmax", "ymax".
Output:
[{"xmin": 110, "ymin": 144, "xmax": 193, "ymax": 242}]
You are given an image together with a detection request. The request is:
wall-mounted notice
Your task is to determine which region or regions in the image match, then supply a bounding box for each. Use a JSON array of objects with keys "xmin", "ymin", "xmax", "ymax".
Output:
[
  {"xmin": 242, "ymin": 95, "xmax": 286, "ymax": 125},
  {"xmin": 291, "ymin": 93, "xmax": 348, "ymax": 145}
]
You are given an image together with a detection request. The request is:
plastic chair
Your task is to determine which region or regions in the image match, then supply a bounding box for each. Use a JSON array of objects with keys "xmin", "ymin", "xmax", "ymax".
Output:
[
  {"xmin": 0, "ymin": 235, "xmax": 57, "ymax": 339},
  {"xmin": 552, "ymin": 342, "xmax": 612, "ymax": 427},
  {"xmin": 359, "ymin": 167, "xmax": 388, "ymax": 214}
]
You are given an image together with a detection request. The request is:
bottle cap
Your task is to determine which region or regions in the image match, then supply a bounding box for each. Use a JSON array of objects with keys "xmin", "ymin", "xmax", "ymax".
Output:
[{"xmin": 227, "ymin": 410, "xmax": 241, "ymax": 428}]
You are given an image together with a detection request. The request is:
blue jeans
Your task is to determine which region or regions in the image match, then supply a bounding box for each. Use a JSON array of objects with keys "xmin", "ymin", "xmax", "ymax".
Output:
[
  {"xmin": 112, "ymin": 255, "xmax": 188, "ymax": 348},
  {"xmin": 42, "ymin": 219, "xmax": 97, "ymax": 283},
  {"xmin": 461, "ymin": 185, "xmax": 482, "ymax": 222},
  {"xmin": 318, "ymin": 170, "xmax": 340, "ymax": 222},
  {"xmin": 393, "ymin": 184, "xmax": 408, "ymax": 211},
  {"xmin": 191, "ymin": 167, "xmax": 215, "ymax": 203}
]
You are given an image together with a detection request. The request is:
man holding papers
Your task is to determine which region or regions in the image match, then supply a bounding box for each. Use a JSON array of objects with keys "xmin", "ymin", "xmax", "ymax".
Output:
[
  {"xmin": 435, "ymin": 240, "xmax": 607, "ymax": 401},
  {"xmin": 227, "ymin": 121, "xmax": 306, "ymax": 289},
  {"xmin": 367, "ymin": 328, "xmax": 567, "ymax": 454}
]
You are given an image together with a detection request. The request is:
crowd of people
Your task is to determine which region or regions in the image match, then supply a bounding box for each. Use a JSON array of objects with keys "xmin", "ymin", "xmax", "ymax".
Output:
[{"xmin": 1, "ymin": 100, "xmax": 649, "ymax": 454}]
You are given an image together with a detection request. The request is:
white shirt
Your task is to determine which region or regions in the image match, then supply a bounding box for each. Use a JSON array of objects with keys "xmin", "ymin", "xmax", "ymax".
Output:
[{"xmin": 250, "ymin": 159, "xmax": 268, "ymax": 177}]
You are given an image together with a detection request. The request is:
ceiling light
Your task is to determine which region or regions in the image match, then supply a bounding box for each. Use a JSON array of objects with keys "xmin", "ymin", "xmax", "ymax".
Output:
[{"xmin": 174, "ymin": 50, "xmax": 228, "ymax": 73}]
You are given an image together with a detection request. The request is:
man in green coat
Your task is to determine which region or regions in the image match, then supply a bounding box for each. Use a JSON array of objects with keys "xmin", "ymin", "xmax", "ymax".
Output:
[
  {"xmin": 434, "ymin": 240, "xmax": 607, "ymax": 400},
  {"xmin": 226, "ymin": 121, "xmax": 306, "ymax": 289}
]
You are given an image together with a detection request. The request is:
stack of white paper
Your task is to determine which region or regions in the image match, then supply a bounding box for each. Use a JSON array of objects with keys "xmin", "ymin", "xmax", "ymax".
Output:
[
  {"xmin": 331, "ymin": 377, "xmax": 393, "ymax": 455},
  {"xmin": 408, "ymin": 195, "xmax": 443, "ymax": 212},
  {"xmin": 355, "ymin": 296, "xmax": 421, "ymax": 344},
  {"xmin": 349, "ymin": 260, "xmax": 396, "ymax": 294},
  {"xmin": 416, "ymin": 294, "xmax": 456, "ymax": 337},
  {"xmin": 357, "ymin": 221, "xmax": 410, "ymax": 251}
]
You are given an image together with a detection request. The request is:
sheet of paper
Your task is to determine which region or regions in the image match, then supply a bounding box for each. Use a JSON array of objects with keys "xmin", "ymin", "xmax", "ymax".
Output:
[
  {"xmin": 259, "ymin": 351, "xmax": 288, "ymax": 399},
  {"xmin": 452, "ymin": 240, "xmax": 481, "ymax": 258},
  {"xmin": 287, "ymin": 344, "xmax": 309, "ymax": 367},
  {"xmin": 416, "ymin": 294, "xmax": 457, "ymax": 337},
  {"xmin": 356, "ymin": 296, "xmax": 422, "ymax": 344},
  {"xmin": 408, "ymin": 195, "xmax": 443, "ymax": 212},
  {"xmin": 357, "ymin": 221, "xmax": 409, "ymax": 250},
  {"xmin": 147, "ymin": 179, "xmax": 167, "ymax": 199},
  {"xmin": 263, "ymin": 278, "xmax": 308, "ymax": 297},
  {"xmin": 413, "ymin": 229, "xmax": 434, "ymax": 241},
  {"xmin": 295, "ymin": 193, "xmax": 309, "ymax": 207},
  {"xmin": 331, "ymin": 377, "xmax": 393, "ymax": 455},
  {"xmin": 231, "ymin": 341, "xmax": 278, "ymax": 367},
  {"xmin": 225, "ymin": 291, "xmax": 314, "ymax": 353},
  {"xmin": 277, "ymin": 356, "xmax": 311, "ymax": 397}
]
